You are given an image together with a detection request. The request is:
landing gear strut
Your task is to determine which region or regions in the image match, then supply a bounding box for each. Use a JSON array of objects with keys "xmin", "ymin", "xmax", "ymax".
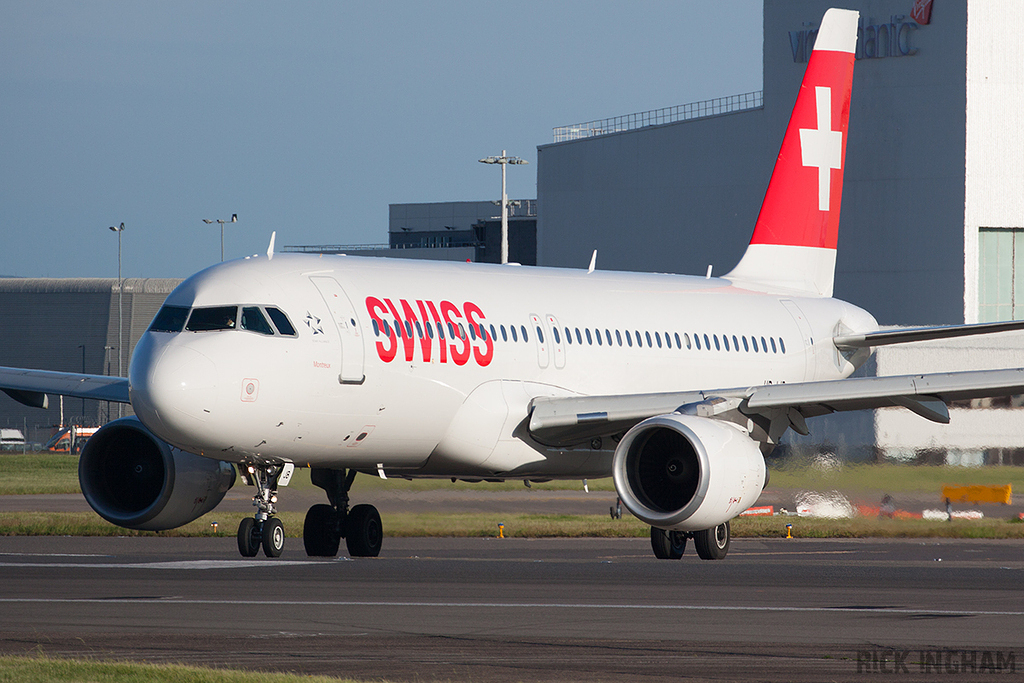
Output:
[
  {"xmin": 303, "ymin": 468, "xmax": 382, "ymax": 557},
  {"xmin": 237, "ymin": 462, "xmax": 289, "ymax": 558},
  {"xmin": 649, "ymin": 521, "xmax": 731, "ymax": 560}
]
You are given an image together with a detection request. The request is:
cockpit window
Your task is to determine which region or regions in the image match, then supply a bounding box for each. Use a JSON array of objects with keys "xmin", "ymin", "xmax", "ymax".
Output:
[
  {"xmin": 186, "ymin": 306, "xmax": 238, "ymax": 331},
  {"xmin": 241, "ymin": 307, "xmax": 275, "ymax": 335},
  {"xmin": 266, "ymin": 307, "xmax": 297, "ymax": 336},
  {"xmin": 149, "ymin": 305, "xmax": 189, "ymax": 333}
]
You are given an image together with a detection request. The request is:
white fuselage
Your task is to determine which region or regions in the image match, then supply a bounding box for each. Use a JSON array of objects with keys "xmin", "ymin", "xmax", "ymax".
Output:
[{"xmin": 128, "ymin": 253, "xmax": 877, "ymax": 479}]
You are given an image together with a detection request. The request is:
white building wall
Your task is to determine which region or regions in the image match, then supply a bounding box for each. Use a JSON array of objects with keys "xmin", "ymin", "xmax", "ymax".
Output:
[{"xmin": 964, "ymin": 0, "xmax": 1024, "ymax": 323}]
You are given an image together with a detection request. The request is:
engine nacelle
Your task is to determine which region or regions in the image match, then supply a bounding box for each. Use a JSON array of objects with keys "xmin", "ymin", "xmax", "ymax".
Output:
[
  {"xmin": 612, "ymin": 413, "xmax": 766, "ymax": 531},
  {"xmin": 79, "ymin": 417, "xmax": 235, "ymax": 530}
]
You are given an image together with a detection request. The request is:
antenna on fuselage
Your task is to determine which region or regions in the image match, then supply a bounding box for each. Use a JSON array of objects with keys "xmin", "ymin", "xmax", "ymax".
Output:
[
  {"xmin": 267, "ymin": 231, "xmax": 276, "ymax": 260},
  {"xmin": 587, "ymin": 250, "xmax": 597, "ymax": 274}
]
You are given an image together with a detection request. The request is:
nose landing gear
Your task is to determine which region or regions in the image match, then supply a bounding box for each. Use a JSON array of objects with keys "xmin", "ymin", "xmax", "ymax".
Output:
[
  {"xmin": 304, "ymin": 467, "xmax": 382, "ymax": 557},
  {"xmin": 237, "ymin": 462, "xmax": 291, "ymax": 558}
]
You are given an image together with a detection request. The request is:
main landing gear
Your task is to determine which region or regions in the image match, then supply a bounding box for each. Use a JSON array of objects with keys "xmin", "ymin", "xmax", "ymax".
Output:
[
  {"xmin": 650, "ymin": 521, "xmax": 730, "ymax": 560},
  {"xmin": 237, "ymin": 462, "xmax": 290, "ymax": 558},
  {"xmin": 303, "ymin": 468, "xmax": 382, "ymax": 558}
]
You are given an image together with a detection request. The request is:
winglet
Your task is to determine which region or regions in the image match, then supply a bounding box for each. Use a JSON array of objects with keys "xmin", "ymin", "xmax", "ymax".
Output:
[
  {"xmin": 267, "ymin": 231, "xmax": 276, "ymax": 260},
  {"xmin": 725, "ymin": 8, "xmax": 858, "ymax": 297}
]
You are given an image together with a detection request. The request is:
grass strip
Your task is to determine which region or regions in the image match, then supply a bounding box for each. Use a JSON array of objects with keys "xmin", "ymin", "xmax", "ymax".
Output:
[
  {"xmin": 0, "ymin": 655, "xmax": 364, "ymax": 683},
  {"xmin": 2, "ymin": 510, "xmax": 1023, "ymax": 539},
  {"xmin": 5, "ymin": 453, "xmax": 1024, "ymax": 496}
]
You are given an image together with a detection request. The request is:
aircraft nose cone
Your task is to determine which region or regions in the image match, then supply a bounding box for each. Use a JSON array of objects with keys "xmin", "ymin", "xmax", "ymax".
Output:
[{"xmin": 131, "ymin": 339, "xmax": 218, "ymax": 444}]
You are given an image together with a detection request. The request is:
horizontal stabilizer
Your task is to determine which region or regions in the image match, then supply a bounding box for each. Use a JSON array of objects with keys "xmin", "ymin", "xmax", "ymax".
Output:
[{"xmin": 834, "ymin": 319, "xmax": 1024, "ymax": 348}]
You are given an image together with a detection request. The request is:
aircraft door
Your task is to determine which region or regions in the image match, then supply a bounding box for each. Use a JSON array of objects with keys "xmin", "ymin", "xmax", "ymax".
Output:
[
  {"xmin": 529, "ymin": 314, "xmax": 550, "ymax": 369},
  {"xmin": 545, "ymin": 314, "xmax": 566, "ymax": 369},
  {"xmin": 310, "ymin": 276, "xmax": 365, "ymax": 384}
]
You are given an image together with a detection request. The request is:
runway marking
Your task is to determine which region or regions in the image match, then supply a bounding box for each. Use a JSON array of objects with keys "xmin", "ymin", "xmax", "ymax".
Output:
[
  {"xmin": 0, "ymin": 598, "xmax": 1021, "ymax": 618},
  {"xmin": 0, "ymin": 560, "xmax": 321, "ymax": 569},
  {"xmin": 0, "ymin": 553, "xmax": 111, "ymax": 558}
]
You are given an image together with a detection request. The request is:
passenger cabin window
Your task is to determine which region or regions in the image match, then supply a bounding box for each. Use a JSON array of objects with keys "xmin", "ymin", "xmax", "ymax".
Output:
[
  {"xmin": 149, "ymin": 305, "xmax": 189, "ymax": 333},
  {"xmin": 266, "ymin": 307, "xmax": 296, "ymax": 336},
  {"xmin": 241, "ymin": 307, "xmax": 274, "ymax": 336},
  {"xmin": 186, "ymin": 306, "xmax": 238, "ymax": 332}
]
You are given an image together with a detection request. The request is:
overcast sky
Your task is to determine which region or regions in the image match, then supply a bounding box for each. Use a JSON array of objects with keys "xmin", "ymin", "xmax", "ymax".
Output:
[{"xmin": 1, "ymin": 1, "xmax": 762, "ymax": 279}]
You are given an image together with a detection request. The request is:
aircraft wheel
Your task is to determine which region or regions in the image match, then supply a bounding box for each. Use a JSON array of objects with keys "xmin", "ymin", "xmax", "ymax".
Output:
[
  {"xmin": 262, "ymin": 517, "xmax": 285, "ymax": 558},
  {"xmin": 693, "ymin": 521, "xmax": 730, "ymax": 560},
  {"xmin": 345, "ymin": 504, "xmax": 382, "ymax": 557},
  {"xmin": 237, "ymin": 517, "xmax": 261, "ymax": 557},
  {"xmin": 650, "ymin": 527, "xmax": 686, "ymax": 559},
  {"xmin": 303, "ymin": 504, "xmax": 342, "ymax": 557}
]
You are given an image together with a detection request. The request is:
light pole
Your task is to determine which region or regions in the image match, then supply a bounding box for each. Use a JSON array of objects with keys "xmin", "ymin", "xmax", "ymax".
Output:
[
  {"xmin": 103, "ymin": 346, "xmax": 115, "ymax": 423},
  {"xmin": 203, "ymin": 214, "xmax": 238, "ymax": 262},
  {"xmin": 78, "ymin": 344, "xmax": 86, "ymax": 419},
  {"xmin": 478, "ymin": 151, "xmax": 528, "ymax": 264},
  {"xmin": 108, "ymin": 223, "xmax": 124, "ymax": 418}
]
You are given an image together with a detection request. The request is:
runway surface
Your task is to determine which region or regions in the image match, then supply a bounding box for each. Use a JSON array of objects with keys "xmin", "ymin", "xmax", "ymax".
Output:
[{"xmin": 1, "ymin": 535, "xmax": 1023, "ymax": 682}]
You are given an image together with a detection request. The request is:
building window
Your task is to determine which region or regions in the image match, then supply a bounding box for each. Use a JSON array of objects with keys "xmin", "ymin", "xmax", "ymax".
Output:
[{"xmin": 979, "ymin": 228, "xmax": 1024, "ymax": 322}]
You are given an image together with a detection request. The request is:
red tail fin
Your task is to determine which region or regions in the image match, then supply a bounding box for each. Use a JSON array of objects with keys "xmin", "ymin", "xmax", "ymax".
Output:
[{"xmin": 726, "ymin": 8, "xmax": 857, "ymax": 296}]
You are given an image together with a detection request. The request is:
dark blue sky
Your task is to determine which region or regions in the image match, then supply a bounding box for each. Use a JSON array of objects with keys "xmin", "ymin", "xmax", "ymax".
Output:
[{"xmin": 1, "ymin": 1, "xmax": 762, "ymax": 278}]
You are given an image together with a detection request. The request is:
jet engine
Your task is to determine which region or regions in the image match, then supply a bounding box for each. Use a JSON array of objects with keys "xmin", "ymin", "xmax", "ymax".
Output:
[
  {"xmin": 612, "ymin": 413, "xmax": 766, "ymax": 531},
  {"xmin": 79, "ymin": 417, "xmax": 235, "ymax": 530}
]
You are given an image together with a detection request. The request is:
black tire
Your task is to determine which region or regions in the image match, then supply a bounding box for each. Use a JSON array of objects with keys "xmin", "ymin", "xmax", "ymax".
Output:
[
  {"xmin": 303, "ymin": 504, "xmax": 342, "ymax": 557},
  {"xmin": 262, "ymin": 517, "xmax": 285, "ymax": 558},
  {"xmin": 650, "ymin": 527, "xmax": 686, "ymax": 559},
  {"xmin": 237, "ymin": 517, "xmax": 261, "ymax": 557},
  {"xmin": 345, "ymin": 504, "xmax": 382, "ymax": 557},
  {"xmin": 693, "ymin": 521, "xmax": 730, "ymax": 560}
]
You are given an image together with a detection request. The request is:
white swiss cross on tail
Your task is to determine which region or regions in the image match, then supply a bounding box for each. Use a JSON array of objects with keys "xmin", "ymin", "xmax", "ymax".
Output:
[
  {"xmin": 800, "ymin": 86, "xmax": 842, "ymax": 211},
  {"xmin": 725, "ymin": 7, "xmax": 857, "ymax": 298}
]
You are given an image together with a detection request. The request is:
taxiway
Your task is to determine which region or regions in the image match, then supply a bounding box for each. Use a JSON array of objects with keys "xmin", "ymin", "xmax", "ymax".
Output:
[{"xmin": 0, "ymin": 535, "xmax": 1022, "ymax": 682}]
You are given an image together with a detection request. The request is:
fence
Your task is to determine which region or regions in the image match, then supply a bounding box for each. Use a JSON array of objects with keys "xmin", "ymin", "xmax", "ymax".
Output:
[{"xmin": 553, "ymin": 91, "xmax": 763, "ymax": 143}]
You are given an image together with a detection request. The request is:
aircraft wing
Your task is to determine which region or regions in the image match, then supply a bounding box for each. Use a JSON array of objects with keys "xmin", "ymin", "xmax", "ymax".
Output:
[
  {"xmin": 528, "ymin": 367, "xmax": 1024, "ymax": 447},
  {"xmin": 0, "ymin": 366, "xmax": 130, "ymax": 409}
]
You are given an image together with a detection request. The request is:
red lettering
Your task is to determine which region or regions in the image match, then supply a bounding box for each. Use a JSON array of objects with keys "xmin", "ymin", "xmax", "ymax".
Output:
[
  {"xmin": 370, "ymin": 295, "xmax": 494, "ymax": 367},
  {"xmin": 441, "ymin": 300, "xmax": 470, "ymax": 366},
  {"xmin": 424, "ymin": 300, "xmax": 447, "ymax": 364},
  {"xmin": 365, "ymin": 297, "xmax": 397, "ymax": 362},
  {"xmin": 414, "ymin": 300, "xmax": 433, "ymax": 363},
  {"xmin": 464, "ymin": 302, "xmax": 493, "ymax": 367},
  {"xmin": 384, "ymin": 298, "xmax": 417, "ymax": 362}
]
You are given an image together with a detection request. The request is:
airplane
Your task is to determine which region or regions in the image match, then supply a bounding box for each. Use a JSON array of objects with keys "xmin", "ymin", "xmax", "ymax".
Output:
[{"xmin": 4, "ymin": 8, "xmax": 1024, "ymax": 562}]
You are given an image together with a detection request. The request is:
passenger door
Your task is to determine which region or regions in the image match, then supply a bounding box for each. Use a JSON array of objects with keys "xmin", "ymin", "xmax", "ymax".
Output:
[{"xmin": 310, "ymin": 276, "xmax": 365, "ymax": 384}]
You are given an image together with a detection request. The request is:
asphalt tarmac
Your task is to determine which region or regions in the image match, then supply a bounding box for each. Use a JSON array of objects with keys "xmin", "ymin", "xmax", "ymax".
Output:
[{"xmin": 1, "ymin": 535, "xmax": 1023, "ymax": 682}]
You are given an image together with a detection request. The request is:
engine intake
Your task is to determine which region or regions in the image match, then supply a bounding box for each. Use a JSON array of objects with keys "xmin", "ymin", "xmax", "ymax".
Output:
[
  {"xmin": 612, "ymin": 413, "xmax": 766, "ymax": 531},
  {"xmin": 79, "ymin": 417, "xmax": 235, "ymax": 530}
]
